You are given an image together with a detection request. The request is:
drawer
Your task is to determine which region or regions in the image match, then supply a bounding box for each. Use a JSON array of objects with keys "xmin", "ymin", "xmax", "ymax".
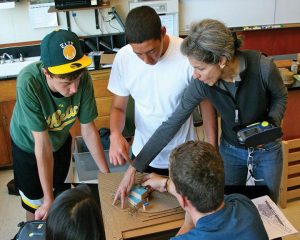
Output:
[
  {"xmin": 96, "ymin": 97, "xmax": 112, "ymax": 117},
  {"xmin": 94, "ymin": 115, "xmax": 110, "ymax": 129},
  {"xmin": 90, "ymin": 69, "xmax": 112, "ymax": 98},
  {"xmin": 0, "ymin": 79, "xmax": 16, "ymax": 102},
  {"xmin": 93, "ymin": 79, "xmax": 112, "ymax": 98}
]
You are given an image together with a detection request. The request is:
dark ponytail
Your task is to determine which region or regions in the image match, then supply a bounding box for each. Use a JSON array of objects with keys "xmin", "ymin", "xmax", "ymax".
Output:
[{"xmin": 232, "ymin": 32, "xmax": 242, "ymax": 51}]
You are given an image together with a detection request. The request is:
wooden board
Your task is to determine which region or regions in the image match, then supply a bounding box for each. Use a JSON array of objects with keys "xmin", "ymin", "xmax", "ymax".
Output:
[{"xmin": 98, "ymin": 173, "xmax": 184, "ymax": 240}]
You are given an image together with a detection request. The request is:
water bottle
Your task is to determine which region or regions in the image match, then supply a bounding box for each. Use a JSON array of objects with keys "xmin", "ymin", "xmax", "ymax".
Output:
[{"xmin": 291, "ymin": 60, "xmax": 298, "ymax": 74}]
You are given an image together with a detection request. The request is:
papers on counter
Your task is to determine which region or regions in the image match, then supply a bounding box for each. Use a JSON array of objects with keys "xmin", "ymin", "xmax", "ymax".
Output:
[{"xmin": 252, "ymin": 195, "xmax": 298, "ymax": 239}]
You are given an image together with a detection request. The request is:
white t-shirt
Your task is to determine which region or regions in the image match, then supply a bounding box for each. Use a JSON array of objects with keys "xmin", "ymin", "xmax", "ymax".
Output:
[{"xmin": 108, "ymin": 35, "xmax": 196, "ymax": 169}]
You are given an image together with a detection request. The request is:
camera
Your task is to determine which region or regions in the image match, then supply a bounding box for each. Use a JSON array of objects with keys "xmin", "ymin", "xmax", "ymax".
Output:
[{"xmin": 237, "ymin": 121, "xmax": 282, "ymax": 147}]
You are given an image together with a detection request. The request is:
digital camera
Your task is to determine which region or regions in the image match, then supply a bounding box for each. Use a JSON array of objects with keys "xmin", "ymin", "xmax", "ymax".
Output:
[{"xmin": 237, "ymin": 121, "xmax": 282, "ymax": 147}]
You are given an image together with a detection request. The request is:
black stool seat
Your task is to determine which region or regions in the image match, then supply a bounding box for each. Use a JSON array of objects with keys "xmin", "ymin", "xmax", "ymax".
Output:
[{"xmin": 224, "ymin": 185, "xmax": 270, "ymax": 199}]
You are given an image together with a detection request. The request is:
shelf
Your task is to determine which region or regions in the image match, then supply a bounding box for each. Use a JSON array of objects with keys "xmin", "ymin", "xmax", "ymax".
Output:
[
  {"xmin": 48, "ymin": 4, "xmax": 114, "ymax": 32},
  {"xmin": 48, "ymin": 5, "xmax": 110, "ymax": 13}
]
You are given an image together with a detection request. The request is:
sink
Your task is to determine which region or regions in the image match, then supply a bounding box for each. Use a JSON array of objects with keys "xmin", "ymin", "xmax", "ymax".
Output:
[{"xmin": 0, "ymin": 56, "xmax": 41, "ymax": 79}]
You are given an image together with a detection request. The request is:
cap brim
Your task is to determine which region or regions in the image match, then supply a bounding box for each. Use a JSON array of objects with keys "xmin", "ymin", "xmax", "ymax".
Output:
[{"xmin": 48, "ymin": 55, "xmax": 92, "ymax": 75}]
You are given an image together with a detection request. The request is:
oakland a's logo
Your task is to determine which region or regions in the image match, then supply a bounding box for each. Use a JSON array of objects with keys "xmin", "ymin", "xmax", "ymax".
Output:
[{"xmin": 63, "ymin": 44, "xmax": 76, "ymax": 60}]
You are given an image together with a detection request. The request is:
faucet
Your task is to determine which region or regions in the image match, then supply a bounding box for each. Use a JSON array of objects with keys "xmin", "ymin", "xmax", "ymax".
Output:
[
  {"xmin": 0, "ymin": 53, "xmax": 14, "ymax": 64},
  {"xmin": 19, "ymin": 53, "xmax": 24, "ymax": 62}
]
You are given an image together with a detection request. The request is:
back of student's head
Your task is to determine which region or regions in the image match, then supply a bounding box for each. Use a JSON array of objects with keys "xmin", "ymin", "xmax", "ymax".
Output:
[
  {"xmin": 169, "ymin": 141, "xmax": 224, "ymax": 213},
  {"xmin": 125, "ymin": 6, "xmax": 162, "ymax": 44},
  {"xmin": 46, "ymin": 185, "xmax": 101, "ymax": 240}
]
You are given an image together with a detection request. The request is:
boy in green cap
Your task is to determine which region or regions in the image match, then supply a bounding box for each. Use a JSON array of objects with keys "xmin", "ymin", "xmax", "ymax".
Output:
[{"xmin": 10, "ymin": 29, "xmax": 109, "ymax": 221}]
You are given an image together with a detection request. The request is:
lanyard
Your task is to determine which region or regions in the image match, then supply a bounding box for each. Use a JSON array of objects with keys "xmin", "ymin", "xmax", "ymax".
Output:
[
  {"xmin": 247, "ymin": 147, "xmax": 264, "ymax": 182},
  {"xmin": 220, "ymin": 80, "xmax": 240, "ymax": 124}
]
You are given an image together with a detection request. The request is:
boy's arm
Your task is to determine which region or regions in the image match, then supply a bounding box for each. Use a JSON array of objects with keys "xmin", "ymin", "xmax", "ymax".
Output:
[
  {"xmin": 81, "ymin": 121, "xmax": 110, "ymax": 173},
  {"xmin": 32, "ymin": 130, "xmax": 54, "ymax": 220},
  {"xmin": 109, "ymin": 95, "xmax": 131, "ymax": 166}
]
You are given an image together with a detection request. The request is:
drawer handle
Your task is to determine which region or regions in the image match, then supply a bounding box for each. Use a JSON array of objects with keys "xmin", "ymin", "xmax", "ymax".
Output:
[{"xmin": 2, "ymin": 115, "xmax": 7, "ymax": 126}]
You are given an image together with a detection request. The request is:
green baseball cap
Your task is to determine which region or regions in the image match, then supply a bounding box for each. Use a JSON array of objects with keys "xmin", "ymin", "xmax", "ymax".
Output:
[{"xmin": 41, "ymin": 29, "xmax": 91, "ymax": 75}]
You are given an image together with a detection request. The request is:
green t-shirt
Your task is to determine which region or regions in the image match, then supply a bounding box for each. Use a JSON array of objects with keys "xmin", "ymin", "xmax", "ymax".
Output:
[{"xmin": 10, "ymin": 61, "xmax": 98, "ymax": 153}]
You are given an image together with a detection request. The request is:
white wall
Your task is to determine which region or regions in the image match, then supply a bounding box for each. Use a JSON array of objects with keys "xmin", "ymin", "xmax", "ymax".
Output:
[
  {"xmin": 179, "ymin": 0, "xmax": 300, "ymax": 34},
  {"xmin": 0, "ymin": 0, "xmax": 130, "ymax": 44},
  {"xmin": 1, "ymin": 0, "xmax": 300, "ymax": 44},
  {"xmin": 179, "ymin": 0, "xmax": 274, "ymax": 31}
]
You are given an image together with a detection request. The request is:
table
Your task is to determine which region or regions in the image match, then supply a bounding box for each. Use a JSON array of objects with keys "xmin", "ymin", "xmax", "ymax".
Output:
[{"xmin": 98, "ymin": 173, "xmax": 184, "ymax": 240}]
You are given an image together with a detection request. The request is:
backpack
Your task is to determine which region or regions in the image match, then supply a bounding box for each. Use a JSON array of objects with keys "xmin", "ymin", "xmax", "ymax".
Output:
[
  {"xmin": 13, "ymin": 221, "xmax": 46, "ymax": 240},
  {"xmin": 81, "ymin": 127, "xmax": 111, "ymax": 152},
  {"xmin": 7, "ymin": 178, "xmax": 19, "ymax": 196}
]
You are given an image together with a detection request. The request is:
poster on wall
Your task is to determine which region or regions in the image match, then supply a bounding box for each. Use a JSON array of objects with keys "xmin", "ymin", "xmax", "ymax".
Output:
[{"xmin": 29, "ymin": 0, "xmax": 58, "ymax": 29}]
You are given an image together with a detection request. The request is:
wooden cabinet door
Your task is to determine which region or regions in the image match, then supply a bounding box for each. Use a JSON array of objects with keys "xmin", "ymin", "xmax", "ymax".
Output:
[
  {"xmin": 282, "ymin": 89, "xmax": 300, "ymax": 140},
  {"xmin": 0, "ymin": 101, "xmax": 15, "ymax": 167},
  {"xmin": 91, "ymin": 69, "xmax": 113, "ymax": 130},
  {"xmin": 69, "ymin": 69, "xmax": 113, "ymax": 137}
]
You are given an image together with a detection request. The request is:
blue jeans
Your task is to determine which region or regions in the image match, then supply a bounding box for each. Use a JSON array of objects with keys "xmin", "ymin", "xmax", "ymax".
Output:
[{"xmin": 219, "ymin": 137, "xmax": 283, "ymax": 203}]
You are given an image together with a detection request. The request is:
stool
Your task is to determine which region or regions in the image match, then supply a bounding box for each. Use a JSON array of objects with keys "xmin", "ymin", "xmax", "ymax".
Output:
[
  {"xmin": 224, "ymin": 185, "xmax": 269, "ymax": 199},
  {"xmin": 279, "ymin": 138, "xmax": 300, "ymax": 208}
]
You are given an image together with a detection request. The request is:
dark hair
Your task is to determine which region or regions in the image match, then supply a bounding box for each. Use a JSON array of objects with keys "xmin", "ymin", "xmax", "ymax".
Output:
[
  {"xmin": 125, "ymin": 6, "xmax": 162, "ymax": 43},
  {"xmin": 46, "ymin": 185, "xmax": 101, "ymax": 240},
  {"xmin": 181, "ymin": 19, "xmax": 242, "ymax": 64},
  {"xmin": 46, "ymin": 68, "xmax": 86, "ymax": 80},
  {"xmin": 169, "ymin": 141, "xmax": 224, "ymax": 213}
]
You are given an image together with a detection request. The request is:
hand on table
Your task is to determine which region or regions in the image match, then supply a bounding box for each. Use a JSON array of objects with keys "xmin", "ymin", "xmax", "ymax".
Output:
[
  {"xmin": 113, "ymin": 165, "xmax": 136, "ymax": 208},
  {"xmin": 141, "ymin": 173, "xmax": 168, "ymax": 193}
]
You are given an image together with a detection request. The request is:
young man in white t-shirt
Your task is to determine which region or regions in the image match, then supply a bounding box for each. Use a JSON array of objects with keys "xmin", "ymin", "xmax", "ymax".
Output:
[{"xmin": 108, "ymin": 6, "xmax": 217, "ymax": 207}]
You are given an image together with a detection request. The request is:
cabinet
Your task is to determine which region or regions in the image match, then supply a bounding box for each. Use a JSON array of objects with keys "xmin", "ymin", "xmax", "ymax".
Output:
[
  {"xmin": 282, "ymin": 88, "xmax": 300, "ymax": 140},
  {"xmin": 70, "ymin": 68, "xmax": 135, "ymax": 140},
  {"xmin": 70, "ymin": 69, "xmax": 112, "ymax": 137},
  {"xmin": 0, "ymin": 101, "xmax": 15, "ymax": 166},
  {"xmin": 91, "ymin": 69, "xmax": 113, "ymax": 128},
  {"xmin": 273, "ymin": 60, "xmax": 300, "ymax": 140},
  {"xmin": 70, "ymin": 69, "xmax": 113, "ymax": 137},
  {"xmin": 0, "ymin": 78, "xmax": 16, "ymax": 167}
]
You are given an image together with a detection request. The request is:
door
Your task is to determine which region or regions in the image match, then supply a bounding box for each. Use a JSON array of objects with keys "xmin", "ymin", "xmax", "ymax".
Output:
[{"xmin": 0, "ymin": 101, "xmax": 15, "ymax": 166}]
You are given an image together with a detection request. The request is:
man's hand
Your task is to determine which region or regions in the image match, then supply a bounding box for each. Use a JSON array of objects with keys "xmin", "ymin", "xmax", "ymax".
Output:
[
  {"xmin": 113, "ymin": 166, "xmax": 136, "ymax": 208},
  {"xmin": 34, "ymin": 200, "xmax": 52, "ymax": 220},
  {"xmin": 141, "ymin": 173, "xmax": 168, "ymax": 192},
  {"xmin": 109, "ymin": 132, "xmax": 131, "ymax": 166}
]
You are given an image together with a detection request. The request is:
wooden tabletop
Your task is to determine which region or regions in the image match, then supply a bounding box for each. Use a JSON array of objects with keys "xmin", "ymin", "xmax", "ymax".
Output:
[{"xmin": 98, "ymin": 173, "xmax": 184, "ymax": 240}]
